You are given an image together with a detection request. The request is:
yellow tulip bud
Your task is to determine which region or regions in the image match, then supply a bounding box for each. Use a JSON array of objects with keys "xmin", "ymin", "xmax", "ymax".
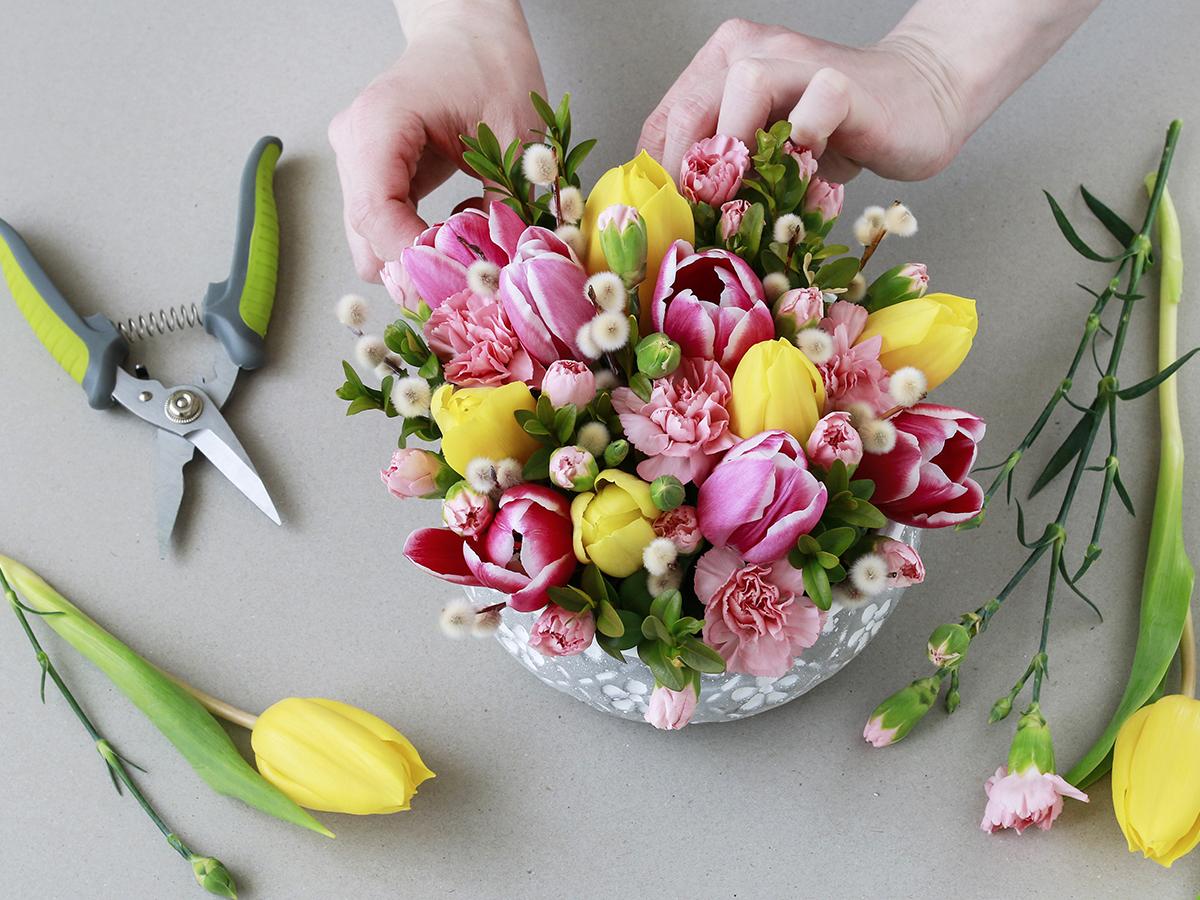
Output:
[
  {"xmin": 251, "ymin": 698, "xmax": 435, "ymax": 815},
  {"xmin": 570, "ymin": 469, "xmax": 659, "ymax": 577},
  {"xmin": 430, "ymin": 381, "xmax": 539, "ymax": 477},
  {"xmin": 582, "ymin": 151, "xmax": 694, "ymax": 322},
  {"xmin": 858, "ymin": 293, "xmax": 978, "ymax": 390},
  {"xmin": 729, "ymin": 338, "xmax": 826, "ymax": 444},
  {"xmin": 1112, "ymin": 694, "xmax": 1200, "ymax": 867}
]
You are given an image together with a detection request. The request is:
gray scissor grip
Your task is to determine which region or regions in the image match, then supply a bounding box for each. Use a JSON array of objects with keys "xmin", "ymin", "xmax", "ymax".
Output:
[
  {"xmin": 202, "ymin": 136, "xmax": 282, "ymax": 370},
  {"xmin": 0, "ymin": 217, "xmax": 127, "ymax": 408}
]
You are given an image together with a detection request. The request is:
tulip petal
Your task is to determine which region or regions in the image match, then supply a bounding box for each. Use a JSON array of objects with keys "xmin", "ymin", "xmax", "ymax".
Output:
[
  {"xmin": 508, "ymin": 553, "xmax": 578, "ymax": 612},
  {"xmin": 400, "ymin": 245, "xmax": 468, "ymax": 308},
  {"xmin": 403, "ymin": 528, "xmax": 479, "ymax": 585},
  {"xmin": 488, "ymin": 200, "xmax": 526, "ymax": 258}
]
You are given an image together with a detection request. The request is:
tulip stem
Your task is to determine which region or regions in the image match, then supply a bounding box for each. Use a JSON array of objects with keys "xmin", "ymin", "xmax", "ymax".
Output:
[
  {"xmin": 0, "ymin": 566, "xmax": 228, "ymax": 888},
  {"xmin": 1182, "ymin": 610, "xmax": 1196, "ymax": 699},
  {"xmin": 162, "ymin": 673, "xmax": 259, "ymax": 730}
]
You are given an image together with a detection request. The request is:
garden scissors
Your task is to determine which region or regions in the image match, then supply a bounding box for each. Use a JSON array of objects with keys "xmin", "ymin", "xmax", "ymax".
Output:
[{"xmin": 0, "ymin": 136, "xmax": 284, "ymax": 556}]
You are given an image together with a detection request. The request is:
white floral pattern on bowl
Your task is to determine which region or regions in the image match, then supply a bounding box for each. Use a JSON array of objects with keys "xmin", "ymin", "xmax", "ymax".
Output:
[{"xmin": 474, "ymin": 523, "xmax": 919, "ymax": 725}]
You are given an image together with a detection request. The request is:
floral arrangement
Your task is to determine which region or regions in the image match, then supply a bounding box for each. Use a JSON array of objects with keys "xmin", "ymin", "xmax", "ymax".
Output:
[{"xmin": 336, "ymin": 93, "xmax": 981, "ymax": 731}]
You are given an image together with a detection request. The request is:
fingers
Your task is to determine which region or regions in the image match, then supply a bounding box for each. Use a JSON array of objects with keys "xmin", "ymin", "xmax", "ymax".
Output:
[
  {"xmin": 716, "ymin": 57, "xmax": 815, "ymax": 148},
  {"xmin": 638, "ymin": 30, "xmax": 732, "ymax": 167},
  {"xmin": 787, "ymin": 67, "xmax": 877, "ymax": 161},
  {"xmin": 661, "ymin": 94, "xmax": 721, "ymax": 180}
]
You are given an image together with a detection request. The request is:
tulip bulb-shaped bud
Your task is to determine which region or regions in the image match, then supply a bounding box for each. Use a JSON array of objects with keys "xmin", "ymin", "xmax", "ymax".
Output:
[
  {"xmin": 927, "ymin": 623, "xmax": 971, "ymax": 669},
  {"xmin": 650, "ymin": 474, "xmax": 686, "ymax": 511},
  {"xmin": 191, "ymin": 856, "xmax": 238, "ymax": 899},
  {"xmin": 1112, "ymin": 695, "xmax": 1200, "ymax": 866},
  {"xmin": 635, "ymin": 333, "xmax": 682, "ymax": 378},
  {"xmin": 862, "ymin": 676, "xmax": 940, "ymax": 747},
  {"xmin": 867, "ymin": 262, "xmax": 929, "ymax": 310},
  {"xmin": 597, "ymin": 204, "xmax": 648, "ymax": 289},
  {"xmin": 603, "ymin": 439, "xmax": 630, "ymax": 467},
  {"xmin": 251, "ymin": 698, "xmax": 435, "ymax": 815}
]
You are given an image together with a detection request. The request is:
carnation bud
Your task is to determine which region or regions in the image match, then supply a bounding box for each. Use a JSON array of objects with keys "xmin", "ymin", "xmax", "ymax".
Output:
[
  {"xmin": 718, "ymin": 199, "xmax": 750, "ymax": 243},
  {"xmin": 926, "ymin": 623, "xmax": 971, "ymax": 669},
  {"xmin": 635, "ymin": 333, "xmax": 682, "ymax": 378},
  {"xmin": 867, "ymin": 262, "xmax": 929, "ymax": 309},
  {"xmin": 650, "ymin": 475, "xmax": 686, "ymax": 511},
  {"xmin": 597, "ymin": 204, "xmax": 648, "ymax": 289},
  {"xmin": 549, "ymin": 446, "xmax": 599, "ymax": 492},
  {"xmin": 603, "ymin": 439, "xmax": 630, "ymax": 467},
  {"xmin": 191, "ymin": 856, "xmax": 237, "ymax": 899},
  {"xmin": 1006, "ymin": 705, "xmax": 1057, "ymax": 776},
  {"xmin": 989, "ymin": 695, "xmax": 1014, "ymax": 724},
  {"xmin": 862, "ymin": 676, "xmax": 941, "ymax": 747}
]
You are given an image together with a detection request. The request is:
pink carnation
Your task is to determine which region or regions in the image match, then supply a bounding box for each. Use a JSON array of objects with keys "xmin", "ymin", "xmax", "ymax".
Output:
[
  {"xmin": 803, "ymin": 176, "xmax": 844, "ymax": 220},
  {"xmin": 424, "ymin": 288, "xmax": 540, "ymax": 388},
  {"xmin": 611, "ymin": 358, "xmax": 737, "ymax": 485},
  {"xmin": 528, "ymin": 605, "xmax": 596, "ymax": 657},
  {"xmin": 679, "ymin": 135, "xmax": 750, "ymax": 206},
  {"xmin": 694, "ymin": 546, "xmax": 822, "ymax": 677},
  {"xmin": 980, "ymin": 767, "xmax": 1088, "ymax": 834},
  {"xmin": 806, "ymin": 411, "xmax": 863, "ymax": 469},
  {"xmin": 381, "ymin": 449, "xmax": 441, "ymax": 499},
  {"xmin": 653, "ymin": 505, "xmax": 703, "ymax": 554},
  {"xmin": 877, "ymin": 537, "xmax": 925, "ymax": 587},
  {"xmin": 819, "ymin": 301, "xmax": 892, "ymax": 414},
  {"xmin": 785, "ymin": 143, "xmax": 819, "ymax": 181}
]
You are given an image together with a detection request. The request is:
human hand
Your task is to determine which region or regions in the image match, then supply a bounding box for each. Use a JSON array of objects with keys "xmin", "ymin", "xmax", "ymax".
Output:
[
  {"xmin": 329, "ymin": 0, "xmax": 545, "ymax": 280},
  {"xmin": 638, "ymin": 18, "xmax": 965, "ymax": 186}
]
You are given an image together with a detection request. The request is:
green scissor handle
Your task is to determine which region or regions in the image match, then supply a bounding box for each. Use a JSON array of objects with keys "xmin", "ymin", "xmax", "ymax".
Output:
[
  {"xmin": 202, "ymin": 136, "xmax": 283, "ymax": 370},
  {"xmin": 0, "ymin": 218, "xmax": 127, "ymax": 408}
]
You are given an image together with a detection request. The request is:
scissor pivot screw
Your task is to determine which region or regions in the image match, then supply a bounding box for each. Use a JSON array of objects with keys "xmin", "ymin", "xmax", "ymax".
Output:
[
  {"xmin": 137, "ymin": 390, "xmax": 153, "ymax": 402},
  {"xmin": 165, "ymin": 389, "xmax": 204, "ymax": 424}
]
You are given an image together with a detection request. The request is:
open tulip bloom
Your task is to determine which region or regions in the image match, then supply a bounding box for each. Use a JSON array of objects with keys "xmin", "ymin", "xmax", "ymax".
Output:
[{"xmin": 336, "ymin": 92, "xmax": 984, "ymax": 732}]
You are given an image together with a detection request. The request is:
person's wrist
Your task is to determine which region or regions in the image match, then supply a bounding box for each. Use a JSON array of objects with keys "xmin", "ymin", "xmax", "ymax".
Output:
[
  {"xmin": 872, "ymin": 28, "xmax": 971, "ymax": 152},
  {"xmin": 399, "ymin": 0, "xmax": 527, "ymax": 42}
]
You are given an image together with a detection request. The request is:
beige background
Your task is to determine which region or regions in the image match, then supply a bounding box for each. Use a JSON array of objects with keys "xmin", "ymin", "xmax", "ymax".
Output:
[{"xmin": 0, "ymin": 1, "xmax": 1197, "ymax": 897}]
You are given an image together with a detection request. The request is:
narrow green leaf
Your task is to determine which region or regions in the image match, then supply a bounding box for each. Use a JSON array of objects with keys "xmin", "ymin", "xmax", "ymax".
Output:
[
  {"xmin": 1114, "ymin": 346, "xmax": 1200, "ymax": 400},
  {"xmin": 1079, "ymin": 184, "xmax": 1136, "ymax": 248},
  {"xmin": 564, "ymin": 139, "xmax": 597, "ymax": 178},
  {"xmin": 529, "ymin": 92, "xmax": 557, "ymax": 130},
  {"xmin": 1043, "ymin": 190, "xmax": 1130, "ymax": 262},
  {"xmin": 461, "ymin": 150, "xmax": 505, "ymax": 185},
  {"xmin": 1028, "ymin": 406, "xmax": 1099, "ymax": 498}
]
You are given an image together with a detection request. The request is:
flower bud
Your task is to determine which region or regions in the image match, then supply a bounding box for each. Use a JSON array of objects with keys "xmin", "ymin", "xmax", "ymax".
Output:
[
  {"xmin": 604, "ymin": 439, "xmax": 630, "ymax": 467},
  {"xmin": 867, "ymin": 262, "xmax": 929, "ymax": 310},
  {"xmin": 862, "ymin": 676, "xmax": 941, "ymax": 747},
  {"xmin": 989, "ymin": 695, "xmax": 1014, "ymax": 724},
  {"xmin": 597, "ymin": 204, "xmax": 648, "ymax": 289},
  {"xmin": 635, "ymin": 332, "xmax": 682, "ymax": 378},
  {"xmin": 1006, "ymin": 705, "xmax": 1057, "ymax": 776},
  {"xmin": 191, "ymin": 856, "xmax": 237, "ymax": 899},
  {"xmin": 718, "ymin": 199, "xmax": 750, "ymax": 243},
  {"xmin": 549, "ymin": 446, "xmax": 599, "ymax": 492},
  {"xmin": 650, "ymin": 474, "xmax": 686, "ymax": 511},
  {"xmin": 773, "ymin": 287, "xmax": 825, "ymax": 340},
  {"xmin": 441, "ymin": 481, "xmax": 495, "ymax": 539},
  {"xmin": 927, "ymin": 623, "xmax": 971, "ymax": 669}
]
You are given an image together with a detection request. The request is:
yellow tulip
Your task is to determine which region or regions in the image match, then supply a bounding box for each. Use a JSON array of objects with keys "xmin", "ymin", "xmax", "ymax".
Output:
[
  {"xmin": 729, "ymin": 338, "xmax": 826, "ymax": 444},
  {"xmin": 1111, "ymin": 694, "xmax": 1200, "ymax": 867},
  {"xmin": 582, "ymin": 150, "xmax": 694, "ymax": 322},
  {"xmin": 430, "ymin": 381, "xmax": 538, "ymax": 476},
  {"xmin": 251, "ymin": 698, "xmax": 435, "ymax": 815},
  {"xmin": 570, "ymin": 469, "xmax": 659, "ymax": 577},
  {"xmin": 857, "ymin": 293, "xmax": 977, "ymax": 390}
]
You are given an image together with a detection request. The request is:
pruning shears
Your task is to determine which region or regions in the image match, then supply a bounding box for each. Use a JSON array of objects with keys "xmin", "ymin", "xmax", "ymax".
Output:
[{"xmin": 0, "ymin": 136, "xmax": 284, "ymax": 555}]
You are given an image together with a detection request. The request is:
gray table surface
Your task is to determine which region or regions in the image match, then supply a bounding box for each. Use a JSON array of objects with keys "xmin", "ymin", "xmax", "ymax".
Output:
[{"xmin": 1, "ymin": 1, "xmax": 1197, "ymax": 897}]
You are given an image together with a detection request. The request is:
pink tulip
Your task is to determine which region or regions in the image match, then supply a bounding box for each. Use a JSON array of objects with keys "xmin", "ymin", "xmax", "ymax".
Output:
[
  {"xmin": 528, "ymin": 604, "xmax": 596, "ymax": 657},
  {"xmin": 697, "ymin": 431, "xmax": 828, "ymax": 564},
  {"xmin": 980, "ymin": 767, "xmax": 1088, "ymax": 834},
  {"xmin": 803, "ymin": 176, "xmax": 844, "ymax": 221},
  {"xmin": 854, "ymin": 404, "xmax": 986, "ymax": 528},
  {"xmin": 380, "ymin": 258, "xmax": 421, "ymax": 311},
  {"xmin": 650, "ymin": 241, "xmax": 774, "ymax": 373},
  {"xmin": 541, "ymin": 359, "xmax": 596, "ymax": 408},
  {"xmin": 877, "ymin": 537, "xmax": 925, "ymax": 587},
  {"xmin": 679, "ymin": 134, "xmax": 750, "ymax": 206},
  {"xmin": 399, "ymin": 201, "xmax": 526, "ymax": 308},
  {"xmin": 403, "ymin": 484, "xmax": 576, "ymax": 611},
  {"xmin": 718, "ymin": 199, "xmax": 750, "ymax": 242},
  {"xmin": 644, "ymin": 686, "xmax": 697, "ymax": 730},
  {"xmin": 805, "ymin": 411, "xmax": 863, "ymax": 469},
  {"xmin": 498, "ymin": 227, "xmax": 593, "ymax": 366},
  {"xmin": 381, "ymin": 449, "xmax": 443, "ymax": 499}
]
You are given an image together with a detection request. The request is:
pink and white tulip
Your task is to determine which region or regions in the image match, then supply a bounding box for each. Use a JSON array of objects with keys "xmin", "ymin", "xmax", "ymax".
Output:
[
  {"xmin": 854, "ymin": 404, "xmax": 986, "ymax": 528},
  {"xmin": 805, "ymin": 411, "xmax": 864, "ymax": 469},
  {"xmin": 528, "ymin": 604, "xmax": 597, "ymax": 657},
  {"xmin": 695, "ymin": 546, "xmax": 823, "ymax": 677},
  {"xmin": 679, "ymin": 135, "xmax": 750, "ymax": 206},
  {"xmin": 698, "ymin": 431, "xmax": 828, "ymax": 564},
  {"xmin": 650, "ymin": 241, "xmax": 774, "ymax": 373},
  {"xmin": 645, "ymin": 686, "xmax": 698, "ymax": 730}
]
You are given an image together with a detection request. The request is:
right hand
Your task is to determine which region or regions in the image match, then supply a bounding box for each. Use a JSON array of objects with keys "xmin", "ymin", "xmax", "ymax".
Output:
[{"xmin": 329, "ymin": 2, "xmax": 545, "ymax": 281}]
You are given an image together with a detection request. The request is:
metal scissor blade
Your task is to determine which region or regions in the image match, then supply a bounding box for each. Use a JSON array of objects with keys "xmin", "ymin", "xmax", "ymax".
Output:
[
  {"xmin": 155, "ymin": 430, "xmax": 195, "ymax": 557},
  {"xmin": 188, "ymin": 427, "xmax": 281, "ymax": 525}
]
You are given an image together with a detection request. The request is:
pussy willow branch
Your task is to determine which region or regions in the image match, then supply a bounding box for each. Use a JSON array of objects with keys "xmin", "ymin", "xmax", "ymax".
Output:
[{"xmin": 962, "ymin": 122, "xmax": 1181, "ymax": 699}]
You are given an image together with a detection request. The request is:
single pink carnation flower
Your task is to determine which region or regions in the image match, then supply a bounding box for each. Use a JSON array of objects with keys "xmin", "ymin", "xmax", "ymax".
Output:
[
  {"xmin": 528, "ymin": 604, "xmax": 596, "ymax": 657},
  {"xmin": 694, "ymin": 546, "xmax": 823, "ymax": 677},
  {"xmin": 819, "ymin": 301, "xmax": 891, "ymax": 414},
  {"xmin": 679, "ymin": 134, "xmax": 750, "ymax": 206},
  {"xmin": 611, "ymin": 357, "xmax": 738, "ymax": 485},
  {"xmin": 980, "ymin": 766, "xmax": 1088, "ymax": 834},
  {"xmin": 424, "ymin": 288, "xmax": 541, "ymax": 388}
]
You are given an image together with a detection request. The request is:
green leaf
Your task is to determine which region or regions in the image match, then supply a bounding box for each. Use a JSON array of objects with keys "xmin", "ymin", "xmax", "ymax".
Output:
[
  {"xmin": 649, "ymin": 590, "xmax": 682, "ymax": 627},
  {"xmin": 581, "ymin": 564, "xmax": 607, "ymax": 604},
  {"xmin": 0, "ymin": 557, "xmax": 332, "ymax": 837},
  {"xmin": 522, "ymin": 418, "xmax": 550, "ymax": 437},
  {"xmin": 461, "ymin": 150, "xmax": 505, "ymax": 185},
  {"xmin": 536, "ymin": 393, "xmax": 555, "ymax": 427},
  {"xmin": 677, "ymin": 637, "xmax": 726, "ymax": 674},
  {"xmin": 1115, "ymin": 346, "xmax": 1200, "ymax": 399},
  {"xmin": 476, "ymin": 122, "xmax": 503, "ymax": 165},
  {"xmin": 547, "ymin": 585, "xmax": 594, "ymax": 613},
  {"xmin": 638, "ymin": 641, "xmax": 687, "ymax": 691},
  {"xmin": 529, "ymin": 92, "xmax": 557, "ymax": 130},
  {"xmin": 640, "ymin": 615, "xmax": 672, "ymax": 644},
  {"xmin": 837, "ymin": 501, "xmax": 886, "ymax": 530},
  {"xmin": 673, "ymin": 616, "xmax": 704, "ymax": 637},
  {"xmin": 1028, "ymin": 405, "xmax": 1099, "ymax": 497},
  {"xmin": 1113, "ymin": 466, "xmax": 1136, "ymax": 517},
  {"xmin": 803, "ymin": 561, "xmax": 832, "ymax": 610},
  {"xmin": 345, "ymin": 396, "xmax": 379, "ymax": 416},
  {"xmin": 848, "ymin": 479, "xmax": 875, "ymax": 500},
  {"xmin": 417, "ymin": 354, "xmax": 440, "ymax": 380},
  {"xmin": 522, "ymin": 446, "xmax": 552, "ymax": 481},
  {"xmin": 824, "ymin": 459, "xmax": 850, "ymax": 495},
  {"xmin": 1043, "ymin": 190, "xmax": 1130, "ymax": 262},
  {"xmin": 564, "ymin": 139, "xmax": 597, "ymax": 178},
  {"xmin": 596, "ymin": 597, "xmax": 624, "ymax": 638},
  {"xmin": 612, "ymin": 611, "xmax": 644, "ymax": 651},
  {"xmin": 341, "ymin": 360, "xmax": 364, "ymax": 389},
  {"xmin": 618, "ymin": 572, "xmax": 654, "ymax": 617},
  {"xmin": 629, "ymin": 372, "xmax": 653, "ymax": 402},
  {"xmin": 1079, "ymin": 185, "xmax": 1137, "ymax": 250},
  {"xmin": 817, "ymin": 527, "xmax": 857, "ymax": 556},
  {"xmin": 554, "ymin": 404, "xmax": 578, "ymax": 445},
  {"xmin": 813, "ymin": 256, "xmax": 860, "ymax": 290}
]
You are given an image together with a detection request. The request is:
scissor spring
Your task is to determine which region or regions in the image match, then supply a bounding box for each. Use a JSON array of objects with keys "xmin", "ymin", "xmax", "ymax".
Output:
[{"xmin": 116, "ymin": 304, "xmax": 203, "ymax": 341}]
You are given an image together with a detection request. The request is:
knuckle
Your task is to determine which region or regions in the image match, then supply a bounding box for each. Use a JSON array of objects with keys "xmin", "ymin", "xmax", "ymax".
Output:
[
  {"xmin": 347, "ymin": 195, "xmax": 382, "ymax": 237},
  {"xmin": 715, "ymin": 18, "xmax": 755, "ymax": 43},
  {"xmin": 727, "ymin": 57, "xmax": 770, "ymax": 89},
  {"xmin": 668, "ymin": 95, "xmax": 709, "ymax": 129}
]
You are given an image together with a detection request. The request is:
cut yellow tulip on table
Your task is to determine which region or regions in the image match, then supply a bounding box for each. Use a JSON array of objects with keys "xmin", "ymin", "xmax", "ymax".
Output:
[
  {"xmin": 430, "ymin": 381, "xmax": 539, "ymax": 476},
  {"xmin": 571, "ymin": 469, "xmax": 660, "ymax": 577},
  {"xmin": 582, "ymin": 150, "xmax": 694, "ymax": 322},
  {"xmin": 858, "ymin": 292, "xmax": 978, "ymax": 390},
  {"xmin": 729, "ymin": 338, "xmax": 827, "ymax": 444}
]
